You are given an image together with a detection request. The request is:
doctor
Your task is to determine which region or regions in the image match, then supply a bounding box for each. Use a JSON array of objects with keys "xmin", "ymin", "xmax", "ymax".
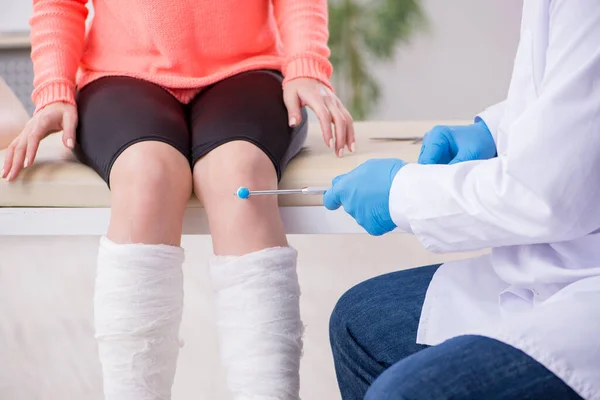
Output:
[{"xmin": 324, "ymin": 1, "xmax": 599, "ymax": 399}]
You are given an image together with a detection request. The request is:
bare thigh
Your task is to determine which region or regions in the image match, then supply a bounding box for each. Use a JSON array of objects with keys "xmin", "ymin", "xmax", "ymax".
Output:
[
  {"xmin": 75, "ymin": 77, "xmax": 193, "ymax": 245},
  {"xmin": 109, "ymin": 141, "xmax": 192, "ymax": 245}
]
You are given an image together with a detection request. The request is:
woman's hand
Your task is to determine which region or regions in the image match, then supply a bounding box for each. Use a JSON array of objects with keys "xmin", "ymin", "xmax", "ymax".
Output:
[
  {"xmin": 283, "ymin": 78, "xmax": 355, "ymax": 157},
  {"xmin": 2, "ymin": 102, "xmax": 77, "ymax": 181}
]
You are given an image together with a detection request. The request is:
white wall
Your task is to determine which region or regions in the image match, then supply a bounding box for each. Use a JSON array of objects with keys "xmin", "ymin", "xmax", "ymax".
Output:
[
  {"xmin": 0, "ymin": 0, "xmax": 93, "ymax": 33},
  {"xmin": 372, "ymin": 0, "xmax": 522, "ymax": 120},
  {"xmin": 0, "ymin": 0, "xmax": 32, "ymax": 32}
]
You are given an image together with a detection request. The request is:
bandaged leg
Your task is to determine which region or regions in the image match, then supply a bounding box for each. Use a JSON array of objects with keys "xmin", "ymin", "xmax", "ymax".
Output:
[
  {"xmin": 94, "ymin": 237, "xmax": 185, "ymax": 400},
  {"xmin": 210, "ymin": 247, "xmax": 303, "ymax": 400}
]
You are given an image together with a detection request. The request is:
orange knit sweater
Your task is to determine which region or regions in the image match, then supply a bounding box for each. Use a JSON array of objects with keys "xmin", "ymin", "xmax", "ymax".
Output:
[{"xmin": 29, "ymin": 0, "xmax": 333, "ymax": 113}]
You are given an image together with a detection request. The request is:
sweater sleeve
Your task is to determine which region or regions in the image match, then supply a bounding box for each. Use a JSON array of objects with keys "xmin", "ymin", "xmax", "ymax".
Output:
[
  {"xmin": 272, "ymin": 0, "xmax": 333, "ymax": 90},
  {"xmin": 29, "ymin": 0, "xmax": 88, "ymax": 114}
]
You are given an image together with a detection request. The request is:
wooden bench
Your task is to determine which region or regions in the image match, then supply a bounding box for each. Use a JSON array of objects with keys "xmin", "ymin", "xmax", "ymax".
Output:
[{"xmin": 0, "ymin": 121, "xmax": 463, "ymax": 235}]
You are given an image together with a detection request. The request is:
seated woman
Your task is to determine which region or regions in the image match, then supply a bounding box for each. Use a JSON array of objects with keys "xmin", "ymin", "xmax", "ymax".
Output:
[
  {"xmin": 2, "ymin": 1, "xmax": 354, "ymax": 399},
  {"xmin": 0, "ymin": 77, "xmax": 28, "ymax": 150}
]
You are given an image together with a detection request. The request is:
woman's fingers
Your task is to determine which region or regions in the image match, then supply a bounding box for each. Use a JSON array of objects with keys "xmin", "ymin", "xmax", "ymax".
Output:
[
  {"xmin": 304, "ymin": 93, "xmax": 334, "ymax": 150},
  {"xmin": 282, "ymin": 89, "xmax": 303, "ymax": 128},
  {"xmin": 339, "ymin": 100, "xmax": 356, "ymax": 152},
  {"xmin": 61, "ymin": 109, "xmax": 78, "ymax": 149},
  {"xmin": 324, "ymin": 96, "xmax": 347, "ymax": 157},
  {"xmin": 6, "ymin": 134, "xmax": 29, "ymax": 181},
  {"xmin": 5, "ymin": 119, "xmax": 47, "ymax": 181},
  {"xmin": 24, "ymin": 132, "xmax": 42, "ymax": 170},
  {"xmin": 1, "ymin": 138, "xmax": 17, "ymax": 179}
]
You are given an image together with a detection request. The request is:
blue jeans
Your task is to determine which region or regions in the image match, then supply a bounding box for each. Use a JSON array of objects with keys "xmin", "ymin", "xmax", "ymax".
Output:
[{"xmin": 329, "ymin": 265, "xmax": 582, "ymax": 400}]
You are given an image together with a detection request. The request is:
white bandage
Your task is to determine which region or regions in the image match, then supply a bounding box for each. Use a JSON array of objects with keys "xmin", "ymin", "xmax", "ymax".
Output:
[
  {"xmin": 94, "ymin": 237, "xmax": 185, "ymax": 400},
  {"xmin": 210, "ymin": 247, "xmax": 303, "ymax": 400}
]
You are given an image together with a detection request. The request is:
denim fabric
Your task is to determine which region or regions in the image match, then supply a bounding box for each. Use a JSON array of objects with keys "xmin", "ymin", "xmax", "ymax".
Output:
[{"xmin": 329, "ymin": 265, "xmax": 582, "ymax": 400}]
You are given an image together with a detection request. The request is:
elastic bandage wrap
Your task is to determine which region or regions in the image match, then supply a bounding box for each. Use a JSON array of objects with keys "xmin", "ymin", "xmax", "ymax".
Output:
[
  {"xmin": 94, "ymin": 237, "xmax": 185, "ymax": 400},
  {"xmin": 210, "ymin": 247, "xmax": 303, "ymax": 400}
]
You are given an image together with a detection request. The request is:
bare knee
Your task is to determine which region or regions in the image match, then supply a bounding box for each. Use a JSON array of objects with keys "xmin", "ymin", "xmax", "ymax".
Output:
[
  {"xmin": 193, "ymin": 141, "xmax": 285, "ymax": 254},
  {"xmin": 109, "ymin": 141, "xmax": 192, "ymax": 244}
]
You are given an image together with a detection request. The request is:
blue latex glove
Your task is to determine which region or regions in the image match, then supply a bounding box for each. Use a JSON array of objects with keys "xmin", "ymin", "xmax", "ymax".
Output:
[
  {"xmin": 323, "ymin": 159, "xmax": 406, "ymax": 236},
  {"xmin": 418, "ymin": 120, "xmax": 497, "ymax": 165}
]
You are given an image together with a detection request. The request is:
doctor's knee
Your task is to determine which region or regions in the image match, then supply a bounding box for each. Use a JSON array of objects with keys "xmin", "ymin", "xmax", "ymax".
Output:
[
  {"xmin": 365, "ymin": 365, "xmax": 429, "ymax": 400},
  {"xmin": 329, "ymin": 280, "xmax": 378, "ymax": 350}
]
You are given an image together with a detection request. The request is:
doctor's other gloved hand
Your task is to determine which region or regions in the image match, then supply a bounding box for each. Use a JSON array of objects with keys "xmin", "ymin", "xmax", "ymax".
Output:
[
  {"xmin": 418, "ymin": 120, "xmax": 496, "ymax": 165},
  {"xmin": 323, "ymin": 158, "xmax": 406, "ymax": 236}
]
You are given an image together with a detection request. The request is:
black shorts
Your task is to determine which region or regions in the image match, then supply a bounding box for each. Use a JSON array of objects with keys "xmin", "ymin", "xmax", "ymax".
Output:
[{"xmin": 74, "ymin": 70, "xmax": 308, "ymax": 186}]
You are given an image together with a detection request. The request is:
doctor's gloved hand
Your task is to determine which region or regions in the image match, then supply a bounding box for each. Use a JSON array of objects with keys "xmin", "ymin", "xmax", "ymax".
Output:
[
  {"xmin": 323, "ymin": 159, "xmax": 406, "ymax": 236},
  {"xmin": 418, "ymin": 120, "xmax": 496, "ymax": 165}
]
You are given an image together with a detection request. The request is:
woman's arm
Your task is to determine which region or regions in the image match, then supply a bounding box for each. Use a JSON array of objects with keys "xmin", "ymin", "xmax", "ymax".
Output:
[
  {"xmin": 272, "ymin": 0, "xmax": 333, "ymax": 89},
  {"xmin": 30, "ymin": 0, "xmax": 88, "ymax": 113},
  {"xmin": 0, "ymin": 77, "xmax": 29, "ymax": 149},
  {"xmin": 389, "ymin": 0, "xmax": 600, "ymax": 253}
]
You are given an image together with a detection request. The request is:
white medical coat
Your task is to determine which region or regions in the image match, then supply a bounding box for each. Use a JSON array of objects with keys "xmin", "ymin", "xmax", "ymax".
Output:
[{"xmin": 389, "ymin": 1, "xmax": 600, "ymax": 398}]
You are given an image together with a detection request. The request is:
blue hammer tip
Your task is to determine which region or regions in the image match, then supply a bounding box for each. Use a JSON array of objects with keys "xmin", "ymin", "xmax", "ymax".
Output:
[{"xmin": 236, "ymin": 186, "xmax": 250, "ymax": 199}]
